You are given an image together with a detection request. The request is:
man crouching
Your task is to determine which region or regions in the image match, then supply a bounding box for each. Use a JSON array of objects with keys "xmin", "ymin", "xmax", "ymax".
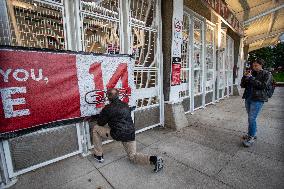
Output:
[{"xmin": 88, "ymin": 88, "xmax": 163, "ymax": 173}]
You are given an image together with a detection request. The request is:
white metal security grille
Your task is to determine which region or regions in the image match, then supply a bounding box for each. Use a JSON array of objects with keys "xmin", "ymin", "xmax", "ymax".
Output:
[
  {"xmin": 0, "ymin": 0, "xmax": 81, "ymax": 181},
  {"xmin": 193, "ymin": 18, "xmax": 204, "ymax": 96},
  {"xmin": 0, "ymin": 0, "xmax": 163, "ymax": 182},
  {"xmin": 179, "ymin": 14, "xmax": 191, "ymax": 98},
  {"xmin": 180, "ymin": 12, "xmax": 208, "ymax": 112},
  {"xmin": 80, "ymin": 0, "xmax": 120, "ymax": 53},
  {"xmin": 130, "ymin": 0, "xmax": 161, "ymax": 108},
  {"xmin": 1, "ymin": 0, "xmax": 66, "ymax": 49},
  {"xmin": 205, "ymin": 22, "xmax": 216, "ymax": 105},
  {"xmin": 205, "ymin": 24, "xmax": 215, "ymax": 92}
]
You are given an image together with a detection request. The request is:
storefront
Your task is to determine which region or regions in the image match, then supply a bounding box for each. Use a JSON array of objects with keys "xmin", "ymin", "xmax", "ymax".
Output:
[
  {"xmin": 175, "ymin": 9, "xmax": 218, "ymax": 112},
  {"xmin": 163, "ymin": 0, "xmax": 243, "ymax": 117},
  {"xmin": 0, "ymin": 0, "xmax": 246, "ymax": 187}
]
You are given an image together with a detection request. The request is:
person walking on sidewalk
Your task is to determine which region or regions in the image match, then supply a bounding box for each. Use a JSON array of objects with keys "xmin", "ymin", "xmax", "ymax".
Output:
[
  {"xmin": 240, "ymin": 59, "xmax": 272, "ymax": 147},
  {"xmin": 87, "ymin": 88, "xmax": 164, "ymax": 172}
]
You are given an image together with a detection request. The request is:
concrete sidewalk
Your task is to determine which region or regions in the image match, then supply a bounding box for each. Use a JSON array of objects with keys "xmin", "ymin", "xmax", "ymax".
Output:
[{"xmin": 10, "ymin": 88, "xmax": 284, "ymax": 189}]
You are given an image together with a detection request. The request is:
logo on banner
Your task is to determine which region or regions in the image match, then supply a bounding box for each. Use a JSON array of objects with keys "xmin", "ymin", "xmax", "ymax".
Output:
[{"xmin": 76, "ymin": 55, "xmax": 135, "ymax": 116}]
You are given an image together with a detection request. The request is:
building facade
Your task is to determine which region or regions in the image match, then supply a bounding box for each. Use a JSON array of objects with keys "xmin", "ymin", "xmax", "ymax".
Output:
[{"xmin": 0, "ymin": 0, "xmax": 244, "ymax": 187}]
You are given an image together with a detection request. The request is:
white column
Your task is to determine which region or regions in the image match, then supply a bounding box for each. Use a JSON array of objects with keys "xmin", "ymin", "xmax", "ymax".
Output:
[
  {"xmin": 119, "ymin": 0, "xmax": 131, "ymax": 54},
  {"xmin": 169, "ymin": 0, "xmax": 183, "ymax": 102}
]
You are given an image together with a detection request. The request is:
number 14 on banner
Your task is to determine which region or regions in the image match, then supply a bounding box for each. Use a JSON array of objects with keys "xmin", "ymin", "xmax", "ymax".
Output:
[{"xmin": 87, "ymin": 63, "xmax": 131, "ymax": 108}]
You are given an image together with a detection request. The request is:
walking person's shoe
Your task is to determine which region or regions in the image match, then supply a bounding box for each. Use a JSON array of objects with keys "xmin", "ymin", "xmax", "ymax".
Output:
[
  {"xmin": 94, "ymin": 154, "xmax": 104, "ymax": 163},
  {"xmin": 242, "ymin": 134, "xmax": 257, "ymax": 140},
  {"xmin": 243, "ymin": 136, "xmax": 256, "ymax": 147},
  {"xmin": 150, "ymin": 156, "xmax": 164, "ymax": 173}
]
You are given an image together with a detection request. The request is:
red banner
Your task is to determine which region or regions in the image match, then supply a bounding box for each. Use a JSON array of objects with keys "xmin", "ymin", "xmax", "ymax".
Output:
[
  {"xmin": 0, "ymin": 48, "xmax": 135, "ymax": 134},
  {"xmin": 171, "ymin": 63, "xmax": 181, "ymax": 86}
]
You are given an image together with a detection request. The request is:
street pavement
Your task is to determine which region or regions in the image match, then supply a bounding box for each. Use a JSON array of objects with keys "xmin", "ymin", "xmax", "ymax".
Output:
[{"xmin": 10, "ymin": 88, "xmax": 284, "ymax": 189}]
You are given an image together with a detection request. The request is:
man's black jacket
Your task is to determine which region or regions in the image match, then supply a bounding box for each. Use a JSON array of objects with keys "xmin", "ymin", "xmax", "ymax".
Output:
[
  {"xmin": 240, "ymin": 70, "xmax": 272, "ymax": 102},
  {"xmin": 95, "ymin": 99, "xmax": 135, "ymax": 142}
]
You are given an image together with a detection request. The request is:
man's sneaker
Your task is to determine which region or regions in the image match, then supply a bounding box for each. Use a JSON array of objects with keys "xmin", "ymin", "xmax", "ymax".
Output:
[
  {"xmin": 242, "ymin": 135, "xmax": 257, "ymax": 140},
  {"xmin": 94, "ymin": 154, "xmax": 104, "ymax": 163},
  {"xmin": 154, "ymin": 156, "xmax": 164, "ymax": 173},
  {"xmin": 243, "ymin": 136, "xmax": 256, "ymax": 147}
]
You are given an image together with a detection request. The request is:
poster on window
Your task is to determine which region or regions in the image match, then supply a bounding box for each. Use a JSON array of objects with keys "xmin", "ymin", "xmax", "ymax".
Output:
[
  {"xmin": 171, "ymin": 62, "xmax": 181, "ymax": 86},
  {"xmin": 0, "ymin": 47, "xmax": 135, "ymax": 135},
  {"xmin": 170, "ymin": 0, "xmax": 183, "ymax": 88},
  {"xmin": 172, "ymin": 18, "xmax": 183, "ymax": 57}
]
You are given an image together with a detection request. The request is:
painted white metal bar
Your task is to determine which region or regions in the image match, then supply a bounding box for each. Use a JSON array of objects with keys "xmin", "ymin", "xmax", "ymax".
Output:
[
  {"xmin": 187, "ymin": 14, "xmax": 195, "ymax": 112},
  {"xmin": 63, "ymin": 0, "xmax": 71, "ymax": 50},
  {"xmin": 156, "ymin": 0, "xmax": 164, "ymax": 126},
  {"xmin": 130, "ymin": 23, "xmax": 157, "ymax": 32},
  {"xmin": 133, "ymin": 87, "xmax": 159, "ymax": 99},
  {"xmin": 119, "ymin": 0, "xmax": 125, "ymax": 53},
  {"xmin": 245, "ymin": 29, "xmax": 284, "ymax": 45},
  {"xmin": 0, "ymin": 141, "xmax": 17, "ymax": 188},
  {"xmin": 2, "ymin": 140, "xmax": 16, "ymax": 178},
  {"xmin": 74, "ymin": 0, "xmax": 83, "ymax": 51},
  {"xmin": 81, "ymin": 1, "xmax": 119, "ymax": 16},
  {"xmin": 194, "ymin": 106, "xmax": 205, "ymax": 111},
  {"xmin": 244, "ymin": 4, "xmax": 284, "ymax": 25},
  {"xmin": 212, "ymin": 23, "xmax": 216, "ymax": 102},
  {"xmin": 76, "ymin": 123, "xmax": 84, "ymax": 154},
  {"xmin": 84, "ymin": 121, "xmax": 92, "ymax": 151},
  {"xmin": 201, "ymin": 18, "xmax": 206, "ymax": 108},
  {"xmin": 135, "ymin": 123, "xmax": 161, "ymax": 134},
  {"xmin": 34, "ymin": 0, "xmax": 63, "ymax": 7},
  {"xmin": 134, "ymin": 104, "xmax": 160, "ymax": 111},
  {"xmin": 81, "ymin": 11, "xmax": 120, "ymax": 22},
  {"xmin": 134, "ymin": 67, "xmax": 158, "ymax": 71}
]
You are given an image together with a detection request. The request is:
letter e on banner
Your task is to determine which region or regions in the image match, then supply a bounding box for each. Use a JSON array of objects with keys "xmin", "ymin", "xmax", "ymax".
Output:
[{"xmin": 0, "ymin": 87, "xmax": 30, "ymax": 118}]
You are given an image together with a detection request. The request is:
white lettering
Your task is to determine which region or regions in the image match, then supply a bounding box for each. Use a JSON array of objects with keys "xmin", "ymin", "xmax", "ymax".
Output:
[
  {"xmin": 0, "ymin": 68, "xmax": 12, "ymax": 82},
  {"xmin": 0, "ymin": 69, "xmax": 46, "ymax": 83},
  {"xmin": 13, "ymin": 69, "xmax": 29, "ymax": 82},
  {"xmin": 31, "ymin": 69, "xmax": 43, "ymax": 81},
  {"xmin": 0, "ymin": 87, "xmax": 30, "ymax": 118}
]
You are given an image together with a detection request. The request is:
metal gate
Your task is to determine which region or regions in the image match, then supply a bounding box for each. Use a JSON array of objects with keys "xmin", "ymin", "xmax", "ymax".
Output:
[
  {"xmin": 226, "ymin": 35, "xmax": 234, "ymax": 96},
  {"xmin": 205, "ymin": 21, "xmax": 216, "ymax": 105},
  {"xmin": 78, "ymin": 0, "xmax": 163, "ymax": 149},
  {"xmin": 0, "ymin": 0, "xmax": 163, "ymax": 182},
  {"xmin": 217, "ymin": 29, "xmax": 226, "ymax": 100},
  {"xmin": 179, "ymin": 11, "xmax": 216, "ymax": 113}
]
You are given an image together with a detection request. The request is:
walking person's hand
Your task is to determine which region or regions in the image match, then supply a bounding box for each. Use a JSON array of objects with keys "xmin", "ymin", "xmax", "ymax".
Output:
[{"xmin": 244, "ymin": 70, "xmax": 252, "ymax": 77}]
